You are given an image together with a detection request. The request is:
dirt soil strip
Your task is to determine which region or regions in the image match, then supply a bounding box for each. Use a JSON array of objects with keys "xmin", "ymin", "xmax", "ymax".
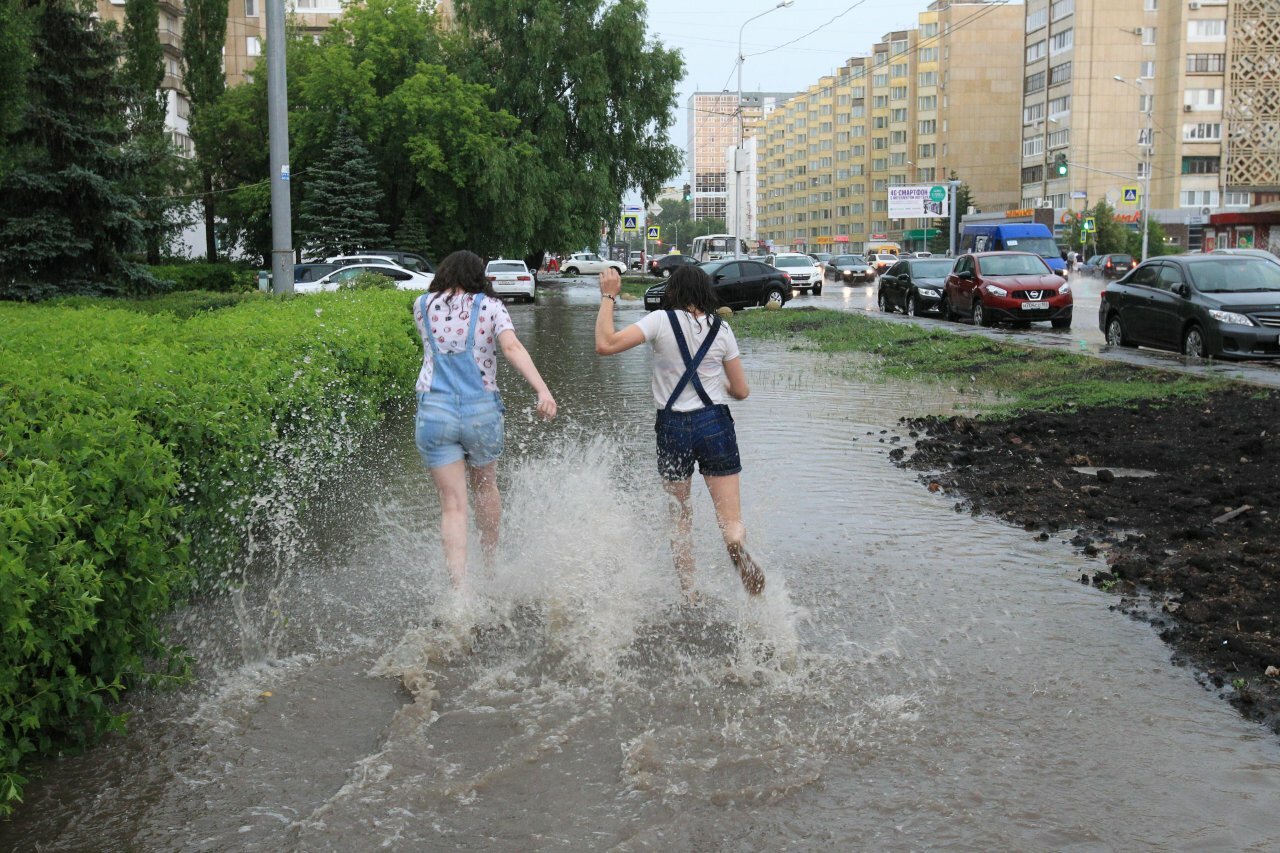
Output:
[{"xmin": 896, "ymin": 389, "xmax": 1280, "ymax": 734}]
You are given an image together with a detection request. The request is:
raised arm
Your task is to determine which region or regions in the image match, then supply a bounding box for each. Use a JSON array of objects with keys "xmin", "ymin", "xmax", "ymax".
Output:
[
  {"xmin": 498, "ymin": 330, "xmax": 557, "ymax": 419},
  {"xmin": 595, "ymin": 268, "xmax": 646, "ymax": 355}
]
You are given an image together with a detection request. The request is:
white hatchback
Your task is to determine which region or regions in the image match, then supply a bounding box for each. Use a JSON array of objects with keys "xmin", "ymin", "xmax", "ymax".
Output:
[
  {"xmin": 296, "ymin": 263, "xmax": 435, "ymax": 293},
  {"xmin": 771, "ymin": 252, "xmax": 825, "ymax": 294},
  {"xmin": 486, "ymin": 259, "xmax": 536, "ymax": 303}
]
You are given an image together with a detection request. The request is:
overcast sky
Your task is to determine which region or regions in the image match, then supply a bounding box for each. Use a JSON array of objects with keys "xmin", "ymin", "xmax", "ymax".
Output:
[{"xmin": 642, "ymin": 0, "xmax": 939, "ymax": 182}]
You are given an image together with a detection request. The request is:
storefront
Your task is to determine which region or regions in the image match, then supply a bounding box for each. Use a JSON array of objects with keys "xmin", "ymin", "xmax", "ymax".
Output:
[{"xmin": 1207, "ymin": 202, "xmax": 1280, "ymax": 255}]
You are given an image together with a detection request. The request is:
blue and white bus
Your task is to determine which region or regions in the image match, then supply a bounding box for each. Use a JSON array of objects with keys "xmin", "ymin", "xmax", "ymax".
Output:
[{"xmin": 960, "ymin": 223, "xmax": 1066, "ymax": 273}]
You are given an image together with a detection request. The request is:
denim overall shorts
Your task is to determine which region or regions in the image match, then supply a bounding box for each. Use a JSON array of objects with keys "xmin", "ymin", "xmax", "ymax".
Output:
[
  {"xmin": 414, "ymin": 292, "xmax": 505, "ymax": 469},
  {"xmin": 654, "ymin": 311, "xmax": 742, "ymax": 481}
]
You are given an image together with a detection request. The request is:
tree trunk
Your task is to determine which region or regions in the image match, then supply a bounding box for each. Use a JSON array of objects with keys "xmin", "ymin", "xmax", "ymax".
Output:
[{"xmin": 202, "ymin": 170, "xmax": 217, "ymax": 262}]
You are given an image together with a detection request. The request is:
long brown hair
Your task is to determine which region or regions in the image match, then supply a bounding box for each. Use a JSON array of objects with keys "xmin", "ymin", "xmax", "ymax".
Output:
[
  {"xmin": 661, "ymin": 264, "xmax": 720, "ymax": 316},
  {"xmin": 429, "ymin": 250, "xmax": 497, "ymax": 298}
]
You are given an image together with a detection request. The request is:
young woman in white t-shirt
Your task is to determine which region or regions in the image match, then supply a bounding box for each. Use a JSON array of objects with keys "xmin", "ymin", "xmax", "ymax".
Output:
[{"xmin": 594, "ymin": 266, "xmax": 765, "ymax": 601}]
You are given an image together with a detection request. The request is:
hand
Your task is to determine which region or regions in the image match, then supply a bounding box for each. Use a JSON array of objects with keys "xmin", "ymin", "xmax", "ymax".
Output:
[
  {"xmin": 535, "ymin": 390, "xmax": 557, "ymax": 421},
  {"xmin": 599, "ymin": 267, "xmax": 622, "ymax": 298}
]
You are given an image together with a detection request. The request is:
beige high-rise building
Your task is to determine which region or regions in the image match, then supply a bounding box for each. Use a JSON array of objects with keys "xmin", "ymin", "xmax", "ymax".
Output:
[
  {"xmin": 687, "ymin": 90, "xmax": 795, "ymax": 222},
  {"xmin": 757, "ymin": 1, "xmax": 1023, "ymax": 253},
  {"xmin": 1019, "ymin": 0, "xmax": 1279, "ymax": 251}
]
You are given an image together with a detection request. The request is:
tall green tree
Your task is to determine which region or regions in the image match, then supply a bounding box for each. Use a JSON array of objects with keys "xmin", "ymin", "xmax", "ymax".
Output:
[
  {"xmin": 448, "ymin": 0, "xmax": 684, "ymax": 262},
  {"xmin": 0, "ymin": 2, "xmax": 34, "ymax": 179},
  {"xmin": 299, "ymin": 118, "xmax": 388, "ymax": 256},
  {"xmin": 0, "ymin": 0, "xmax": 153, "ymax": 298},
  {"xmin": 183, "ymin": 0, "xmax": 227, "ymax": 261},
  {"xmin": 1064, "ymin": 199, "xmax": 1132, "ymax": 258}
]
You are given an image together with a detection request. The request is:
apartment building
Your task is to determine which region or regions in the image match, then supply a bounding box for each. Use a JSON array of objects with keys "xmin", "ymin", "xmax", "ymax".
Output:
[
  {"xmin": 687, "ymin": 90, "xmax": 795, "ymax": 222},
  {"xmin": 1019, "ymin": 0, "xmax": 1279, "ymax": 251},
  {"xmin": 757, "ymin": 1, "xmax": 1022, "ymax": 253}
]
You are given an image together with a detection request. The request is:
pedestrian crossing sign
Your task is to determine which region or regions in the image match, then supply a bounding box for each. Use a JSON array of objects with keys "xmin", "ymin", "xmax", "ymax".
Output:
[
  {"xmin": 647, "ymin": 226, "xmax": 660, "ymax": 240},
  {"xmin": 1122, "ymin": 186, "xmax": 1140, "ymax": 204},
  {"xmin": 622, "ymin": 215, "xmax": 639, "ymax": 231},
  {"xmin": 1083, "ymin": 217, "xmax": 1096, "ymax": 232}
]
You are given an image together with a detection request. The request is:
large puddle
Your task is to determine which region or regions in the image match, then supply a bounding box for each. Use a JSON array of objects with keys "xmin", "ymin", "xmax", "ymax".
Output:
[{"xmin": 7, "ymin": 281, "xmax": 1280, "ymax": 850}]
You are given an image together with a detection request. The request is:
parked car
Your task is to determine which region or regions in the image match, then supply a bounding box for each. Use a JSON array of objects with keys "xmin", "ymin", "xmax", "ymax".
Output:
[
  {"xmin": 561, "ymin": 252, "xmax": 626, "ymax": 276},
  {"xmin": 295, "ymin": 262, "xmax": 339, "ymax": 284},
  {"xmin": 296, "ymin": 263, "xmax": 434, "ymax": 293},
  {"xmin": 941, "ymin": 251, "xmax": 1072, "ymax": 328},
  {"xmin": 324, "ymin": 254, "xmax": 403, "ymax": 269},
  {"xmin": 877, "ymin": 257, "xmax": 957, "ymax": 316},
  {"xmin": 867, "ymin": 253, "xmax": 898, "ymax": 274},
  {"xmin": 771, "ymin": 252, "xmax": 825, "ymax": 294},
  {"xmin": 806, "ymin": 252, "xmax": 834, "ymax": 266},
  {"xmin": 364, "ymin": 249, "xmax": 435, "ymax": 273},
  {"xmin": 485, "ymin": 259, "xmax": 536, "ymax": 303},
  {"xmin": 1098, "ymin": 254, "xmax": 1280, "ymax": 358},
  {"xmin": 823, "ymin": 254, "xmax": 876, "ymax": 284},
  {"xmin": 644, "ymin": 259, "xmax": 792, "ymax": 312},
  {"xmin": 1081, "ymin": 253, "xmax": 1137, "ymax": 280},
  {"xmin": 649, "ymin": 253, "xmax": 700, "ymax": 278},
  {"xmin": 629, "ymin": 251, "xmax": 645, "ymax": 270}
]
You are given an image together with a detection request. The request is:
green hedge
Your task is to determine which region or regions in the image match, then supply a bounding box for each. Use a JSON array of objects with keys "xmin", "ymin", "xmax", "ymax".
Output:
[
  {"xmin": 148, "ymin": 262, "xmax": 258, "ymax": 293},
  {"xmin": 0, "ymin": 290, "xmax": 420, "ymax": 812}
]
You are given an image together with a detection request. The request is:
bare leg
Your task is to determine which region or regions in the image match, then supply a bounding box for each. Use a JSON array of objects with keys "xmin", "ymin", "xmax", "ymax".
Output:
[
  {"xmin": 430, "ymin": 460, "xmax": 470, "ymax": 589},
  {"xmin": 704, "ymin": 474, "xmax": 765, "ymax": 595},
  {"xmin": 662, "ymin": 478, "xmax": 698, "ymax": 603},
  {"xmin": 468, "ymin": 462, "xmax": 500, "ymax": 567}
]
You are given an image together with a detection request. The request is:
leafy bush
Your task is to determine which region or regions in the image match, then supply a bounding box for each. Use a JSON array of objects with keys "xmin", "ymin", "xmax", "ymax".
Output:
[
  {"xmin": 0, "ymin": 290, "xmax": 420, "ymax": 812},
  {"xmin": 148, "ymin": 263, "xmax": 257, "ymax": 293},
  {"xmin": 339, "ymin": 270, "xmax": 398, "ymax": 291}
]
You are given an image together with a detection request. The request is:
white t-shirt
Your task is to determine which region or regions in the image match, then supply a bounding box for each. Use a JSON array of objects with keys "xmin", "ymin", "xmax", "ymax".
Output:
[
  {"xmin": 413, "ymin": 292, "xmax": 514, "ymax": 393},
  {"xmin": 634, "ymin": 310, "xmax": 741, "ymax": 411}
]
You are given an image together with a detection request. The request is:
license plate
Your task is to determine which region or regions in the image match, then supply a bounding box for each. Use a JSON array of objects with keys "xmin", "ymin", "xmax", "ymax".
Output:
[{"xmin": 1022, "ymin": 301, "xmax": 1049, "ymax": 310}]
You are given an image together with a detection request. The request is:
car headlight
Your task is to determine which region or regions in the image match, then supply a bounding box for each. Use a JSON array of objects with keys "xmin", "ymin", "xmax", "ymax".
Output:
[
  {"xmin": 1060, "ymin": 282, "xmax": 1071, "ymax": 295},
  {"xmin": 918, "ymin": 288, "xmax": 939, "ymax": 297},
  {"xmin": 985, "ymin": 284, "xmax": 1008, "ymax": 297},
  {"xmin": 1208, "ymin": 309, "xmax": 1254, "ymax": 326}
]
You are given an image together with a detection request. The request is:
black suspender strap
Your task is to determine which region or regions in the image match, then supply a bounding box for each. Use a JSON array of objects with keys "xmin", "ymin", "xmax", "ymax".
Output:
[{"xmin": 663, "ymin": 310, "xmax": 722, "ymax": 411}]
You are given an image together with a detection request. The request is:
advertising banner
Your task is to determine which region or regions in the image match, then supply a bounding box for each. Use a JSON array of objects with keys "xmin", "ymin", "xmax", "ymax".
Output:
[{"xmin": 888, "ymin": 185, "xmax": 950, "ymax": 220}]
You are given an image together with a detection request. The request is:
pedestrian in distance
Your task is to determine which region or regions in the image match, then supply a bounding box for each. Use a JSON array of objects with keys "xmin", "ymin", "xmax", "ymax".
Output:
[
  {"xmin": 412, "ymin": 250, "xmax": 557, "ymax": 592},
  {"xmin": 593, "ymin": 266, "xmax": 766, "ymax": 602}
]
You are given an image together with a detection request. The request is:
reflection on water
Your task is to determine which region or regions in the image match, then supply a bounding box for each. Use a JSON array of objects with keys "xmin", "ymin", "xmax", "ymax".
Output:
[{"xmin": 7, "ymin": 285, "xmax": 1280, "ymax": 850}]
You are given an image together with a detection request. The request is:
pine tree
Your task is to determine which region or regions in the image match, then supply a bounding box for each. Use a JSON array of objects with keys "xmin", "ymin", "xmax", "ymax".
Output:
[
  {"xmin": 299, "ymin": 119, "xmax": 388, "ymax": 257},
  {"xmin": 0, "ymin": 2, "xmax": 34, "ymax": 179},
  {"xmin": 0, "ymin": 0, "xmax": 154, "ymax": 298},
  {"xmin": 183, "ymin": 0, "xmax": 227, "ymax": 262},
  {"xmin": 393, "ymin": 217, "xmax": 431, "ymax": 258}
]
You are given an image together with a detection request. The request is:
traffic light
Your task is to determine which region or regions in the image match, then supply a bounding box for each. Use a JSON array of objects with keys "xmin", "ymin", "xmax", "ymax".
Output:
[
  {"xmin": 682, "ymin": 183, "xmax": 691, "ymax": 202},
  {"xmin": 1053, "ymin": 152, "xmax": 1068, "ymax": 178}
]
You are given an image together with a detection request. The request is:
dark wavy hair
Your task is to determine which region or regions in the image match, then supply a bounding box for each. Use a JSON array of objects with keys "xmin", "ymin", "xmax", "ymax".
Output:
[
  {"xmin": 661, "ymin": 264, "xmax": 721, "ymax": 316},
  {"xmin": 429, "ymin": 250, "xmax": 496, "ymax": 298}
]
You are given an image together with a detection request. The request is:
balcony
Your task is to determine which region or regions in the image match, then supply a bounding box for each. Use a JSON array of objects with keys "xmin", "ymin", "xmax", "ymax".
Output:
[{"xmin": 158, "ymin": 0, "xmax": 183, "ymax": 13}]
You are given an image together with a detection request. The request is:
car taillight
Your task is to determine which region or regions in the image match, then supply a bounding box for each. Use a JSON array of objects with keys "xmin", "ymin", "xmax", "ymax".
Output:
[
  {"xmin": 782, "ymin": 273, "xmax": 791, "ymax": 283},
  {"xmin": 1104, "ymin": 261, "xmax": 1113, "ymax": 269},
  {"xmin": 516, "ymin": 275, "xmax": 531, "ymax": 281},
  {"xmin": 486, "ymin": 275, "xmax": 496, "ymax": 281},
  {"xmin": 1130, "ymin": 260, "xmax": 1137, "ymax": 268}
]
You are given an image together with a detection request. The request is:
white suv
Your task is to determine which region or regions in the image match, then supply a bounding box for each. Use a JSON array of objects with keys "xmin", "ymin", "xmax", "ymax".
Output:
[
  {"xmin": 771, "ymin": 252, "xmax": 825, "ymax": 294},
  {"xmin": 561, "ymin": 252, "xmax": 626, "ymax": 276},
  {"xmin": 485, "ymin": 259, "xmax": 536, "ymax": 303}
]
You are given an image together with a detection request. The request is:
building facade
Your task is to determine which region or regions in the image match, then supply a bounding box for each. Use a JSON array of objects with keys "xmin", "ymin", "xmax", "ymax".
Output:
[{"xmin": 687, "ymin": 90, "xmax": 794, "ymax": 223}]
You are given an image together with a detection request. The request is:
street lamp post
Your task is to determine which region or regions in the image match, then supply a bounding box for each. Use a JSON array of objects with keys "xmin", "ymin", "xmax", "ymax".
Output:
[
  {"xmin": 735, "ymin": 1, "xmax": 794, "ymax": 259},
  {"xmin": 1114, "ymin": 76, "xmax": 1153, "ymax": 262}
]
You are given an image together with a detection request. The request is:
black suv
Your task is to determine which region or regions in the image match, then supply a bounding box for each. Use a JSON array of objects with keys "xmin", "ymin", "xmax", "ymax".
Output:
[{"xmin": 1082, "ymin": 253, "xmax": 1136, "ymax": 280}]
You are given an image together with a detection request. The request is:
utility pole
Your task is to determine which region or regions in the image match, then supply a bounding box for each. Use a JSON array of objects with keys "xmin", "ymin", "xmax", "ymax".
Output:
[
  {"xmin": 735, "ymin": 1, "xmax": 793, "ymax": 259},
  {"xmin": 266, "ymin": 0, "xmax": 294, "ymax": 293},
  {"xmin": 948, "ymin": 177, "xmax": 962, "ymax": 257}
]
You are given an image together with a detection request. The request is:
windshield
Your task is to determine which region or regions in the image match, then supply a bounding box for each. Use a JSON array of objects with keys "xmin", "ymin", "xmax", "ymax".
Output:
[
  {"xmin": 1001, "ymin": 236, "xmax": 1060, "ymax": 258},
  {"xmin": 699, "ymin": 261, "xmax": 730, "ymax": 276},
  {"xmin": 833, "ymin": 255, "xmax": 863, "ymax": 266},
  {"xmin": 774, "ymin": 255, "xmax": 814, "ymax": 268},
  {"xmin": 979, "ymin": 254, "xmax": 1051, "ymax": 276},
  {"xmin": 1188, "ymin": 258, "xmax": 1280, "ymax": 293},
  {"xmin": 487, "ymin": 262, "xmax": 526, "ymax": 273},
  {"xmin": 912, "ymin": 260, "xmax": 955, "ymax": 277}
]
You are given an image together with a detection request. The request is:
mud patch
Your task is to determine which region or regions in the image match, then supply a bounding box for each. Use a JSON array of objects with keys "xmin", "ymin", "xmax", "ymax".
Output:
[{"xmin": 898, "ymin": 389, "xmax": 1280, "ymax": 734}]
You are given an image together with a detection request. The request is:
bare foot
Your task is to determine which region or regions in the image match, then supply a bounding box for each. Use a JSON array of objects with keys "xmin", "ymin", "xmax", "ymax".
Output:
[{"xmin": 727, "ymin": 543, "xmax": 765, "ymax": 595}]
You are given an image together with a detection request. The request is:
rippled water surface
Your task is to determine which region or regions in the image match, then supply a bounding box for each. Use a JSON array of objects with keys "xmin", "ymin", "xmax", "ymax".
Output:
[{"xmin": 8, "ymin": 281, "xmax": 1280, "ymax": 851}]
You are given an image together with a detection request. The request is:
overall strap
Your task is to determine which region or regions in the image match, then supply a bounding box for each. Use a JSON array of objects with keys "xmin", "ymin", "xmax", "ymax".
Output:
[
  {"xmin": 663, "ymin": 310, "xmax": 722, "ymax": 411},
  {"xmin": 420, "ymin": 293, "xmax": 441, "ymax": 355},
  {"xmin": 464, "ymin": 293, "xmax": 484, "ymax": 349}
]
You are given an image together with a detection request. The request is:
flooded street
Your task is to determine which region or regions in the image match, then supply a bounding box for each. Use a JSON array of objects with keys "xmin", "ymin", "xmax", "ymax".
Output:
[{"xmin": 8, "ymin": 279, "xmax": 1280, "ymax": 851}]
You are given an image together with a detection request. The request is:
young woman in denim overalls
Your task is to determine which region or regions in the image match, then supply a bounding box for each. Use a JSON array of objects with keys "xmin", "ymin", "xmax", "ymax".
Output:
[
  {"xmin": 413, "ymin": 251, "xmax": 557, "ymax": 591},
  {"xmin": 594, "ymin": 266, "xmax": 765, "ymax": 601}
]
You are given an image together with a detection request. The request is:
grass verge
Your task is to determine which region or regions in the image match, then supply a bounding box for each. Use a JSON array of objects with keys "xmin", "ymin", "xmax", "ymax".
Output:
[{"xmin": 728, "ymin": 307, "xmax": 1224, "ymax": 414}]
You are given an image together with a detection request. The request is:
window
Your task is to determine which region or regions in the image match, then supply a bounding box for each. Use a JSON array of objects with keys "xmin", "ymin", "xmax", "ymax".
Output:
[
  {"xmin": 1051, "ymin": 0, "xmax": 1074, "ymax": 20},
  {"xmin": 1048, "ymin": 95, "xmax": 1070, "ymax": 115},
  {"xmin": 873, "ymin": 136, "xmax": 887, "ymax": 150},
  {"xmin": 873, "ymin": 73, "xmax": 888, "ymax": 86},
  {"xmin": 918, "ymin": 95, "xmax": 937, "ymax": 112},
  {"xmin": 1140, "ymin": 61, "xmax": 1154, "ymax": 79},
  {"xmin": 890, "ymin": 153, "xmax": 908, "ymax": 167},
  {"xmin": 892, "ymin": 39, "xmax": 909, "ymax": 56},
  {"xmin": 851, "ymin": 105, "xmax": 865, "ymax": 118},
  {"xmin": 918, "ymin": 47, "xmax": 938, "ymax": 62},
  {"xmin": 1141, "ymin": 27, "xmax": 1156, "ymax": 45},
  {"xmin": 1024, "ymin": 103, "xmax": 1044, "ymax": 124},
  {"xmin": 917, "ymin": 71, "xmax": 937, "ymax": 87},
  {"xmin": 1048, "ymin": 128, "xmax": 1070, "ymax": 148},
  {"xmin": 917, "ymin": 143, "xmax": 936, "ymax": 158},
  {"xmin": 873, "ymin": 95, "xmax": 889, "ymax": 108},
  {"xmin": 890, "ymin": 86, "xmax": 909, "ymax": 101},
  {"xmin": 873, "ymin": 180, "xmax": 887, "ymax": 192},
  {"xmin": 891, "ymin": 63, "xmax": 908, "ymax": 78},
  {"xmin": 1183, "ymin": 122, "xmax": 1222, "ymax": 141},
  {"xmin": 852, "ymin": 144, "xmax": 865, "ymax": 156},
  {"xmin": 918, "ymin": 119, "xmax": 936, "ymax": 135},
  {"xmin": 1023, "ymin": 137, "xmax": 1044, "ymax": 158},
  {"xmin": 873, "ymin": 116, "xmax": 888, "ymax": 129},
  {"xmin": 891, "ymin": 108, "xmax": 908, "ymax": 122},
  {"xmin": 1224, "ymin": 191, "xmax": 1250, "ymax": 207},
  {"xmin": 247, "ymin": 36, "xmax": 261, "ymax": 56},
  {"xmin": 1026, "ymin": 7, "xmax": 1048, "ymax": 32},
  {"xmin": 1189, "ymin": 20, "xmax": 1227, "ymax": 41},
  {"xmin": 1049, "ymin": 61, "xmax": 1072, "ymax": 86},
  {"xmin": 244, "ymin": 0, "xmax": 257, "ymax": 15},
  {"xmin": 1143, "ymin": 0, "xmax": 1156, "ymax": 10},
  {"xmin": 1184, "ymin": 88, "xmax": 1222, "ymax": 109},
  {"xmin": 1180, "ymin": 190, "xmax": 1219, "ymax": 207},
  {"xmin": 872, "ymin": 158, "xmax": 887, "ymax": 172},
  {"xmin": 851, "ymin": 86, "xmax": 866, "ymax": 98},
  {"xmin": 1139, "ymin": 94, "xmax": 1153, "ymax": 114},
  {"xmin": 1026, "ymin": 40, "xmax": 1046, "ymax": 64},
  {"xmin": 921, "ymin": 22, "xmax": 938, "ymax": 38},
  {"xmin": 1186, "ymin": 53, "xmax": 1225, "ymax": 73},
  {"xmin": 1050, "ymin": 29, "xmax": 1073, "ymax": 54},
  {"xmin": 1022, "ymin": 165, "xmax": 1044, "ymax": 184},
  {"xmin": 1138, "ymin": 127, "xmax": 1153, "ymax": 146},
  {"xmin": 890, "ymin": 130, "xmax": 907, "ymax": 144},
  {"xmin": 918, "ymin": 167, "xmax": 937, "ymax": 182},
  {"xmin": 1025, "ymin": 71, "xmax": 1046, "ymax": 94},
  {"xmin": 1181, "ymin": 156, "xmax": 1220, "ymax": 174}
]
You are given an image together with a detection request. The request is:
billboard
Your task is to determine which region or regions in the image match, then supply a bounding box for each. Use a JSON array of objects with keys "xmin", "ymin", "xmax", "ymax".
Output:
[{"xmin": 888, "ymin": 185, "xmax": 950, "ymax": 220}]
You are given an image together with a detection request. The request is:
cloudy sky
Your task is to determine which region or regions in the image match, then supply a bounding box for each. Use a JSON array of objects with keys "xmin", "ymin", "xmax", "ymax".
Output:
[{"xmin": 643, "ymin": 0, "xmax": 936, "ymax": 181}]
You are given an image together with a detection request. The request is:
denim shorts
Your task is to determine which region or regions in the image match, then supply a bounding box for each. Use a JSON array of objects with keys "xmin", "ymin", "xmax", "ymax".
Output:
[
  {"xmin": 415, "ymin": 392, "xmax": 505, "ymax": 469},
  {"xmin": 654, "ymin": 404, "xmax": 742, "ymax": 481}
]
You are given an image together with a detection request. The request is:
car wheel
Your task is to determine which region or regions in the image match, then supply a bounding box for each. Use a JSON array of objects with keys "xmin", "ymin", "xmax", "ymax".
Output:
[
  {"xmin": 1105, "ymin": 314, "xmax": 1128, "ymax": 347},
  {"xmin": 973, "ymin": 299, "xmax": 994, "ymax": 327},
  {"xmin": 906, "ymin": 293, "xmax": 918, "ymax": 316},
  {"xmin": 1051, "ymin": 316, "xmax": 1072, "ymax": 330},
  {"xmin": 1182, "ymin": 324, "xmax": 1207, "ymax": 358},
  {"xmin": 763, "ymin": 287, "xmax": 785, "ymax": 307},
  {"xmin": 878, "ymin": 289, "xmax": 893, "ymax": 313},
  {"xmin": 563, "ymin": 266, "xmax": 579, "ymax": 276},
  {"xmin": 941, "ymin": 296, "xmax": 957, "ymax": 321},
  {"xmin": 812, "ymin": 283, "xmax": 822, "ymax": 295}
]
